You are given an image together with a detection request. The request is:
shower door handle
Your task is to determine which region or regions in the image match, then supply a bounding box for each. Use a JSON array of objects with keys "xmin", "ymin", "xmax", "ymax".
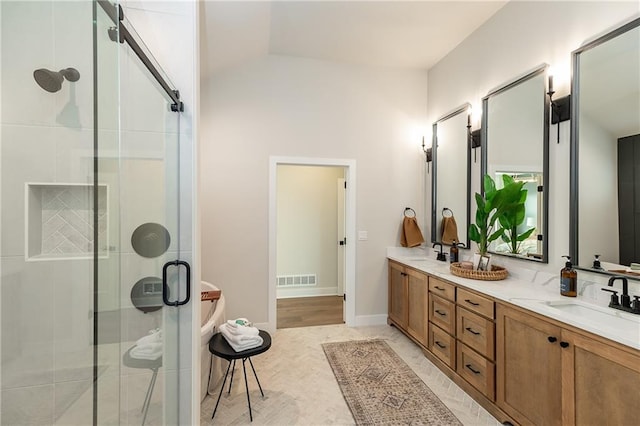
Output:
[{"xmin": 162, "ymin": 260, "xmax": 191, "ymax": 306}]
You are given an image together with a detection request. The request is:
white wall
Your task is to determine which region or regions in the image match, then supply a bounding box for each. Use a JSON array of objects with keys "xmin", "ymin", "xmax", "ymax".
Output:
[
  {"xmin": 200, "ymin": 55, "xmax": 428, "ymax": 322},
  {"xmin": 276, "ymin": 165, "xmax": 344, "ymax": 296},
  {"xmin": 427, "ymin": 1, "xmax": 639, "ymax": 276}
]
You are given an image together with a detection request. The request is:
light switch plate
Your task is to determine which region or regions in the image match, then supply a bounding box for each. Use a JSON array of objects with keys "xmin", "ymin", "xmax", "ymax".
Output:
[{"xmin": 358, "ymin": 231, "xmax": 368, "ymax": 241}]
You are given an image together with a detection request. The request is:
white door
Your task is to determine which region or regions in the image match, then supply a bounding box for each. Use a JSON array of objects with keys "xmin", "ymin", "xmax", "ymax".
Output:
[{"xmin": 337, "ymin": 178, "xmax": 346, "ymax": 319}]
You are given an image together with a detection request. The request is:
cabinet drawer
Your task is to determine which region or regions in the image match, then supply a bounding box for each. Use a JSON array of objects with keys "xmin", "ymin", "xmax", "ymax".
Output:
[
  {"xmin": 429, "ymin": 324, "xmax": 456, "ymax": 369},
  {"xmin": 429, "ymin": 294, "xmax": 455, "ymax": 334},
  {"xmin": 429, "ymin": 277, "xmax": 456, "ymax": 301},
  {"xmin": 458, "ymin": 288, "xmax": 494, "ymax": 319},
  {"xmin": 457, "ymin": 343, "xmax": 495, "ymax": 400},
  {"xmin": 457, "ymin": 307, "xmax": 495, "ymax": 360}
]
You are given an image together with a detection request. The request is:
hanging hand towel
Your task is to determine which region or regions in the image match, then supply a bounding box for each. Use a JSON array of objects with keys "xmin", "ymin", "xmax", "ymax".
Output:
[
  {"xmin": 401, "ymin": 216, "xmax": 425, "ymax": 248},
  {"xmin": 441, "ymin": 213, "xmax": 459, "ymax": 245}
]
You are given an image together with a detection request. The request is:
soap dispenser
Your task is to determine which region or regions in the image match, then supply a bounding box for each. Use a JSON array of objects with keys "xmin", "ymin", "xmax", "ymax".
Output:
[
  {"xmin": 449, "ymin": 239, "xmax": 459, "ymax": 263},
  {"xmin": 561, "ymin": 255, "xmax": 577, "ymax": 297}
]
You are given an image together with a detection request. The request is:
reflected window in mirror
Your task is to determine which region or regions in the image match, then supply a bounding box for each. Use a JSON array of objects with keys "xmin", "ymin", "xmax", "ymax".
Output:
[
  {"xmin": 482, "ymin": 64, "xmax": 550, "ymax": 262},
  {"xmin": 571, "ymin": 17, "xmax": 640, "ymax": 278},
  {"xmin": 432, "ymin": 104, "xmax": 471, "ymax": 249}
]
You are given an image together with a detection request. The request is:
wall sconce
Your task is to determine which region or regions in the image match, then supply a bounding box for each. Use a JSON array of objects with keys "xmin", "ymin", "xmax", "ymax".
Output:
[
  {"xmin": 421, "ymin": 136, "xmax": 433, "ymax": 173},
  {"xmin": 467, "ymin": 113, "xmax": 482, "ymax": 162},
  {"xmin": 547, "ymin": 75, "xmax": 571, "ymax": 144}
]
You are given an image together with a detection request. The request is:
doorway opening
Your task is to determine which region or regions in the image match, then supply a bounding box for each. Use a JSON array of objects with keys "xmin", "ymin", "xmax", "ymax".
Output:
[{"xmin": 269, "ymin": 157, "xmax": 356, "ymax": 330}]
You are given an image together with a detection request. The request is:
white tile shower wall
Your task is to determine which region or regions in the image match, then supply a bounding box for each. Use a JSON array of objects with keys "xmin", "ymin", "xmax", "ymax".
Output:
[
  {"xmin": 34, "ymin": 185, "xmax": 108, "ymax": 258},
  {"xmin": 1, "ymin": 3, "xmax": 100, "ymax": 424},
  {"xmin": 1, "ymin": 125, "xmax": 57, "ymax": 256},
  {"xmin": 1, "ymin": 257, "xmax": 56, "ymax": 389}
]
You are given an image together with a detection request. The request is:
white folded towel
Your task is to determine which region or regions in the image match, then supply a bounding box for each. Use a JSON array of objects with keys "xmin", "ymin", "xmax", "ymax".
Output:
[
  {"xmin": 136, "ymin": 328, "xmax": 162, "ymax": 347},
  {"xmin": 227, "ymin": 318, "xmax": 252, "ymax": 327},
  {"xmin": 219, "ymin": 323, "xmax": 263, "ymax": 352},
  {"xmin": 224, "ymin": 323, "xmax": 260, "ymax": 337},
  {"xmin": 130, "ymin": 342, "xmax": 162, "ymax": 360}
]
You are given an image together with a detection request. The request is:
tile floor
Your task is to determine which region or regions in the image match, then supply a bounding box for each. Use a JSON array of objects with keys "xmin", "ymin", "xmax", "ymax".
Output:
[{"xmin": 200, "ymin": 324, "xmax": 501, "ymax": 425}]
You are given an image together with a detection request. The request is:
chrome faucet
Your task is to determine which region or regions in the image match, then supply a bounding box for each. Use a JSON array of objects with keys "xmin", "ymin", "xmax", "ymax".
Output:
[{"xmin": 432, "ymin": 242, "xmax": 446, "ymax": 262}]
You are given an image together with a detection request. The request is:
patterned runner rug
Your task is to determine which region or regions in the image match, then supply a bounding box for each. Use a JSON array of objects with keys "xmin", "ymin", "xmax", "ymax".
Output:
[{"xmin": 322, "ymin": 339, "xmax": 462, "ymax": 425}]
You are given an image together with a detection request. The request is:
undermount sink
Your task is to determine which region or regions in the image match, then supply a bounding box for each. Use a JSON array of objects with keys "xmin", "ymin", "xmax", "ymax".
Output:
[{"xmin": 532, "ymin": 299, "xmax": 640, "ymax": 335}]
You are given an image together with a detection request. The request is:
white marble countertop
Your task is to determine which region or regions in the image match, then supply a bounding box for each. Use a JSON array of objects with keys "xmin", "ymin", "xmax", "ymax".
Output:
[{"xmin": 387, "ymin": 247, "xmax": 640, "ymax": 351}]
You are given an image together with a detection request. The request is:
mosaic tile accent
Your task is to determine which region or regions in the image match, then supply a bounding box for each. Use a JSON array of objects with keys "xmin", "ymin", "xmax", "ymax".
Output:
[{"xmin": 31, "ymin": 185, "xmax": 107, "ymax": 257}]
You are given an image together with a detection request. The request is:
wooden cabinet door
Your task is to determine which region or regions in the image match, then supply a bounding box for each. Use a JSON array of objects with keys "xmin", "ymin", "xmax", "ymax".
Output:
[
  {"xmin": 562, "ymin": 330, "xmax": 640, "ymax": 426},
  {"xmin": 496, "ymin": 304, "xmax": 562, "ymax": 426},
  {"xmin": 388, "ymin": 261, "xmax": 407, "ymax": 328},
  {"xmin": 406, "ymin": 268, "xmax": 428, "ymax": 346}
]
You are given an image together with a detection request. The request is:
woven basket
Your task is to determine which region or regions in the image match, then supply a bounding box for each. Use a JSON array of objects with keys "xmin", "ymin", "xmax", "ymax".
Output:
[{"xmin": 450, "ymin": 262, "xmax": 508, "ymax": 281}]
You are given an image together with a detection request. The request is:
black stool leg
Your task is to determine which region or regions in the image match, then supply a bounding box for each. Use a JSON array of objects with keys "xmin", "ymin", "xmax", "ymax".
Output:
[
  {"xmin": 247, "ymin": 357, "xmax": 264, "ymax": 397},
  {"xmin": 227, "ymin": 359, "xmax": 237, "ymax": 393},
  {"xmin": 212, "ymin": 360, "xmax": 233, "ymax": 420},
  {"xmin": 242, "ymin": 358, "xmax": 253, "ymax": 422},
  {"xmin": 141, "ymin": 368, "xmax": 158, "ymax": 426}
]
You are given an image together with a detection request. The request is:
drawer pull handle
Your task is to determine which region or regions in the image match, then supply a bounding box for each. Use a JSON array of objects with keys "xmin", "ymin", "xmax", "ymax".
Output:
[
  {"xmin": 560, "ymin": 341, "xmax": 570, "ymax": 348},
  {"xmin": 548, "ymin": 336, "xmax": 557, "ymax": 343},
  {"xmin": 435, "ymin": 341, "xmax": 446, "ymax": 349},
  {"xmin": 434, "ymin": 286, "xmax": 445, "ymax": 291},
  {"xmin": 464, "ymin": 299, "xmax": 480, "ymax": 306},
  {"xmin": 465, "ymin": 327, "xmax": 480, "ymax": 335},
  {"xmin": 465, "ymin": 364, "xmax": 481, "ymax": 375},
  {"xmin": 435, "ymin": 309, "xmax": 447, "ymax": 316}
]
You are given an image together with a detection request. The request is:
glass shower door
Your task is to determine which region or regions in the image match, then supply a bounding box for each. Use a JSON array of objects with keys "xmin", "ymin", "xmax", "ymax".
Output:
[
  {"xmin": 0, "ymin": 2, "xmax": 194, "ymax": 424},
  {"xmin": 95, "ymin": 2, "xmax": 193, "ymax": 425}
]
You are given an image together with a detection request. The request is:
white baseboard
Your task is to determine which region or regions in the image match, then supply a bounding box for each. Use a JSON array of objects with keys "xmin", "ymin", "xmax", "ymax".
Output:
[
  {"xmin": 276, "ymin": 286, "xmax": 339, "ymax": 299},
  {"xmin": 354, "ymin": 314, "xmax": 388, "ymax": 327}
]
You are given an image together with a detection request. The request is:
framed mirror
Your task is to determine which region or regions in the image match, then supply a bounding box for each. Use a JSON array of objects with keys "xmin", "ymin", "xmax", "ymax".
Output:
[
  {"xmin": 432, "ymin": 104, "xmax": 471, "ymax": 249},
  {"xmin": 482, "ymin": 64, "xmax": 550, "ymax": 262},
  {"xmin": 570, "ymin": 17, "xmax": 640, "ymax": 278}
]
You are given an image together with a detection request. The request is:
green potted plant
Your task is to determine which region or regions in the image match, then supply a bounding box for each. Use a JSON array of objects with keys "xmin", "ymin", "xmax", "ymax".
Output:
[
  {"xmin": 469, "ymin": 174, "xmax": 524, "ymax": 256},
  {"xmin": 497, "ymin": 175, "xmax": 536, "ymax": 254}
]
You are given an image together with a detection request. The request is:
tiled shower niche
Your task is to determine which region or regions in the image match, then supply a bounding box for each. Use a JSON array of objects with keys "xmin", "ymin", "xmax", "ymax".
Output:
[{"xmin": 26, "ymin": 183, "xmax": 108, "ymax": 260}]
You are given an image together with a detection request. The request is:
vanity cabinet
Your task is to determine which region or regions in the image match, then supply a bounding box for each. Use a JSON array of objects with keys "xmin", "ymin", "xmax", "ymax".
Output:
[
  {"xmin": 496, "ymin": 303, "xmax": 562, "ymax": 426},
  {"xmin": 406, "ymin": 268, "xmax": 429, "ymax": 345},
  {"xmin": 389, "ymin": 259, "xmax": 640, "ymax": 425},
  {"xmin": 496, "ymin": 303, "xmax": 640, "ymax": 426},
  {"xmin": 426, "ymin": 275, "xmax": 497, "ymax": 400},
  {"xmin": 388, "ymin": 261, "xmax": 408, "ymax": 329},
  {"xmin": 428, "ymin": 278, "xmax": 456, "ymax": 368},
  {"xmin": 562, "ymin": 329, "xmax": 640, "ymax": 426},
  {"xmin": 429, "ymin": 294, "xmax": 455, "ymax": 334},
  {"xmin": 388, "ymin": 260, "xmax": 428, "ymax": 346},
  {"xmin": 455, "ymin": 288, "xmax": 496, "ymax": 400}
]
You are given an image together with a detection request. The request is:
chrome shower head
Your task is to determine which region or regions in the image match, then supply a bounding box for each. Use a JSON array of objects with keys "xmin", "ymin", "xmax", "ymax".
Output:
[{"xmin": 33, "ymin": 67, "xmax": 80, "ymax": 93}]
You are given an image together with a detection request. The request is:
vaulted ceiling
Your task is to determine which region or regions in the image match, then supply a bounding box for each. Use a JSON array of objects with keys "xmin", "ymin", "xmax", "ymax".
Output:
[{"xmin": 200, "ymin": 1, "xmax": 508, "ymax": 79}]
